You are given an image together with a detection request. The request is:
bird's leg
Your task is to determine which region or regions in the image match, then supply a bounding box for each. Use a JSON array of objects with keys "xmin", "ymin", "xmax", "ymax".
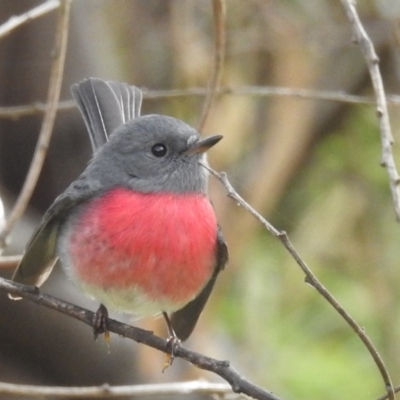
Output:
[
  {"xmin": 162, "ymin": 311, "xmax": 181, "ymax": 371},
  {"xmin": 93, "ymin": 304, "xmax": 110, "ymax": 344}
]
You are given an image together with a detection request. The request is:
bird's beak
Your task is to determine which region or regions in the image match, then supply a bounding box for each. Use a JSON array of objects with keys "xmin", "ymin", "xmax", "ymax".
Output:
[{"xmin": 183, "ymin": 135, "xmax": 223, "ymax": 155}]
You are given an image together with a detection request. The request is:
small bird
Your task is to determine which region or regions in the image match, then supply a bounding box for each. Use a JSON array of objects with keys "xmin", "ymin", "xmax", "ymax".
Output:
[{"xmin": 10, "ymin": 78, "xmax": 228, "ymax": 342}]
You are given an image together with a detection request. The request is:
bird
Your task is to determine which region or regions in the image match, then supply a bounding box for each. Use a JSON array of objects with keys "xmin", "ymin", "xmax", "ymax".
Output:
[{"xmin": 10, "ymin": 78, "xmax": 228, "ymax": 343}]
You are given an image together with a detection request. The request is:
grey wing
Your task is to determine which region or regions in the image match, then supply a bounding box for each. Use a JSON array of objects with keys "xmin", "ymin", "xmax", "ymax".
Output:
[
  {"xmin": 9, "ymin": 176, "xmax": 103, "ymax": 299},
  {"xmin": 71, "ymin": 78, "xmax": 143, "ymax": 153},
  {"xmin": 9, "ymin": 216, "xmax": 60, "ymax": 299},
  {"xmin": 170, "ymin": 227, "xmax": 228, "ymax": 341}
]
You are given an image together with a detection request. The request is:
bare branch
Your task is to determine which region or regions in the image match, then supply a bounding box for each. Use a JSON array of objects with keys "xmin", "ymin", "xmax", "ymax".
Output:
[
  {"xmin": 340, "ymin": 0, "xmax": 400, "ymax": 225},
  {"xmin": 0, "ymin": 0, "xmax": 72, "ymax": 250},
  {"xmin": 0, "ymin": 196, "xmax": 4, "ymax": 247},
  {"xmin": 378, "ymin": 384, "xmax": 400, "ymax": 400},
  {"xmin": 197, "ymin": 0, "xmax": 226, "ymax": 132},
  {"xmin": 1, "ymin": 277, "xmax": 282, "ymax": 400},
  {"xmin": 0, "ymin": 379, "xmax": 232, "ymax": 398},
  {"xmin": 0, "ymin": 100, "xmax": 75, "ymax": 120},
  {"xmin": 202, "ymin": 163, "xmax": 395, "ymax": 400},
  {"xmin": 1, "ymin": 87, "xmax": 400, "ymax": 121},
  {"xmin": 0, "ymin": 0, "xmax": 60, "ymax": 40}
]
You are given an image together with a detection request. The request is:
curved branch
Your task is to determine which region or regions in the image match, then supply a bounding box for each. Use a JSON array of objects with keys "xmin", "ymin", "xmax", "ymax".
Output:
[
  {"xmin": 340, "ymin": 0, "xmax": 400, "ymax": 225},
  {"xmin": 0, "ymin": 0, "xmax": 72, "ymax": 249},
  {"xmin": 197, "ymin": 0, "xmax": 226, "ymax": 132}
]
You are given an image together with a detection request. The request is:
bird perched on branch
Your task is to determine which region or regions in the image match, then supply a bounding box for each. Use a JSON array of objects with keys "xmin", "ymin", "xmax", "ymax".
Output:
[{"xmin": 10, "ymin": 78, "xmax": 228, "ymax": 345}]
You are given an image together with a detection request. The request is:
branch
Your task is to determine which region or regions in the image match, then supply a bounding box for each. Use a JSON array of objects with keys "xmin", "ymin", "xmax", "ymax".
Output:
[
  {"xmin": 0, "ymin": 197, "xmax": 4, "ymax": 254},
  {"xmin": 2, "ymin": 87, "xmax": 400, "ymax": 120},
  {"xmin": 0, "ymin": 0, "xmax": 72, "ymax": 250},
  {"xmin": 1, "ymin": 277, "xmax": 282, "ymax": 400},
  {"xmin": 0, "ymin": 379, "xmax": 232, "ymax": 398},
  {"xmin": 202, "ymin": 163, "xmax": 395, "ymax": 400},
  {"xmin": 197, "ymin": 0, "xmax": 226, "ymax": 132},
  {"xmin": 0, "ymin": 100, "xmax": 75, "ymax": 120},
  {"xmin": 0, "ymin": 0, "xmax": 60, "ymax": 40},
  {"xmin": 340, "ymin": 0, "xmax": 400, "ymax": 224},
  {"xmin": 378, "ymin": 385, "xmax": 400, "ymax": 400}
]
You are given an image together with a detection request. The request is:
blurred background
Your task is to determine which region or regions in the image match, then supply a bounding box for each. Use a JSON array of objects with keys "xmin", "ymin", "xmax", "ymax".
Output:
[{"xmin": 1, "ymin": 0, "xmax": 400, "ymax": 399}]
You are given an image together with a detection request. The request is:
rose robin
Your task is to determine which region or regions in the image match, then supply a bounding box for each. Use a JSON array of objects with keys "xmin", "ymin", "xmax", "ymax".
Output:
[{"xmin": 10, "ymin": 78, "xmax": 228, "ymax": 342}]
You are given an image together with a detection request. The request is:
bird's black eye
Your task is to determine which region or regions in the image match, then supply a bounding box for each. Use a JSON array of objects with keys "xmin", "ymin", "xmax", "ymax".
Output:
[{"xmin": 151, "ymin": 143, "xmax": 167, "ymax": 157}]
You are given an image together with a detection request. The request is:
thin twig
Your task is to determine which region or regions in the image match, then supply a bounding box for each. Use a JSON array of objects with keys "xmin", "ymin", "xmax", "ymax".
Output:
[
  {"xmin": 0, "ymin": 379, "xmax": 232, "ymax": 398},
  {"xmin": 2, "ymin": 87, "xmax": 400, "ymax": 120},
  {"xmin": 340, "ymin": 0, "xmax": 400, "ymax": 224},
  {"xmin": 0, "ymin": 196, "xmax": 4, "ymax": 255},
  {"xmin": 0, "ymin": 0, "xmax": 60, "ymax": 40},
  {"xmin": 0, "ymin": 197, "xmax": 4, "ymax": 234},
  {"xmin": 378, "ymin": 384, "xmax": 400, "ymax": 400},
  {"xmin": 197, "ymin": 0, "xmax": 226, "ymax": 132},
  {"xmin": 202, "ymin": 163, "xmax": 395, "ymax": 400},
  {"xmin": 0, "ymin": 0, "xmax": 71, "ymax": 250},
  {"xmin": 1, "ymin": 277, "xmax": 282, "ymax": 400},
  {"xmin": 0, "ymin": 100, "xmax": 75, "ymax": 120}
]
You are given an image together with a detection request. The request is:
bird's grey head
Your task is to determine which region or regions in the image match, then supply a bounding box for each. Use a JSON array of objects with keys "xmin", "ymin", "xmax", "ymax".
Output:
[{"xmin": 86, "ymin": 114, "xmax": 222, "ymax": 194}]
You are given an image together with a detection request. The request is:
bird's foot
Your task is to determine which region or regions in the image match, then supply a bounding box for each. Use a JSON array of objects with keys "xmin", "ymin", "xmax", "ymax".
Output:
[
  {"xmin": 93, "ymin": 304, "xmax": 110, "ymax": 346},
  {"xmin": 162, "ymin": 311, "xmax": 181, "ymax": 371},
  {"xmin": 163, "ymin": 335, "xmax": 181, "ymax": 372}
]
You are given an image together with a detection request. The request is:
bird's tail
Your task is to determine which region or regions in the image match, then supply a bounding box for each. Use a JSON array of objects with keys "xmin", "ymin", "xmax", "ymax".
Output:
[{"xmin": 71, "ymin": 78, "xmax": 143, "ymax": 153}]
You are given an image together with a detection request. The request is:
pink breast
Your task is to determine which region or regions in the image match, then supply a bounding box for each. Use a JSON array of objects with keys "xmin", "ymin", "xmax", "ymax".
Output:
[{"xmin": 67, "ymin": 188, "xmax": 217, "ymax": 303}]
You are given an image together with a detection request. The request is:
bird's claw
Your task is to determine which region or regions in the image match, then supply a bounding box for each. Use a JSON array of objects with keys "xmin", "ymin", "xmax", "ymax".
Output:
[
  {"xmin": 163, "ymin": 335, "xmax": 181, "ymax": 372},
  {"xmin": 93, "ymin": 304, "xmax": 110, "ymax": 347}
]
